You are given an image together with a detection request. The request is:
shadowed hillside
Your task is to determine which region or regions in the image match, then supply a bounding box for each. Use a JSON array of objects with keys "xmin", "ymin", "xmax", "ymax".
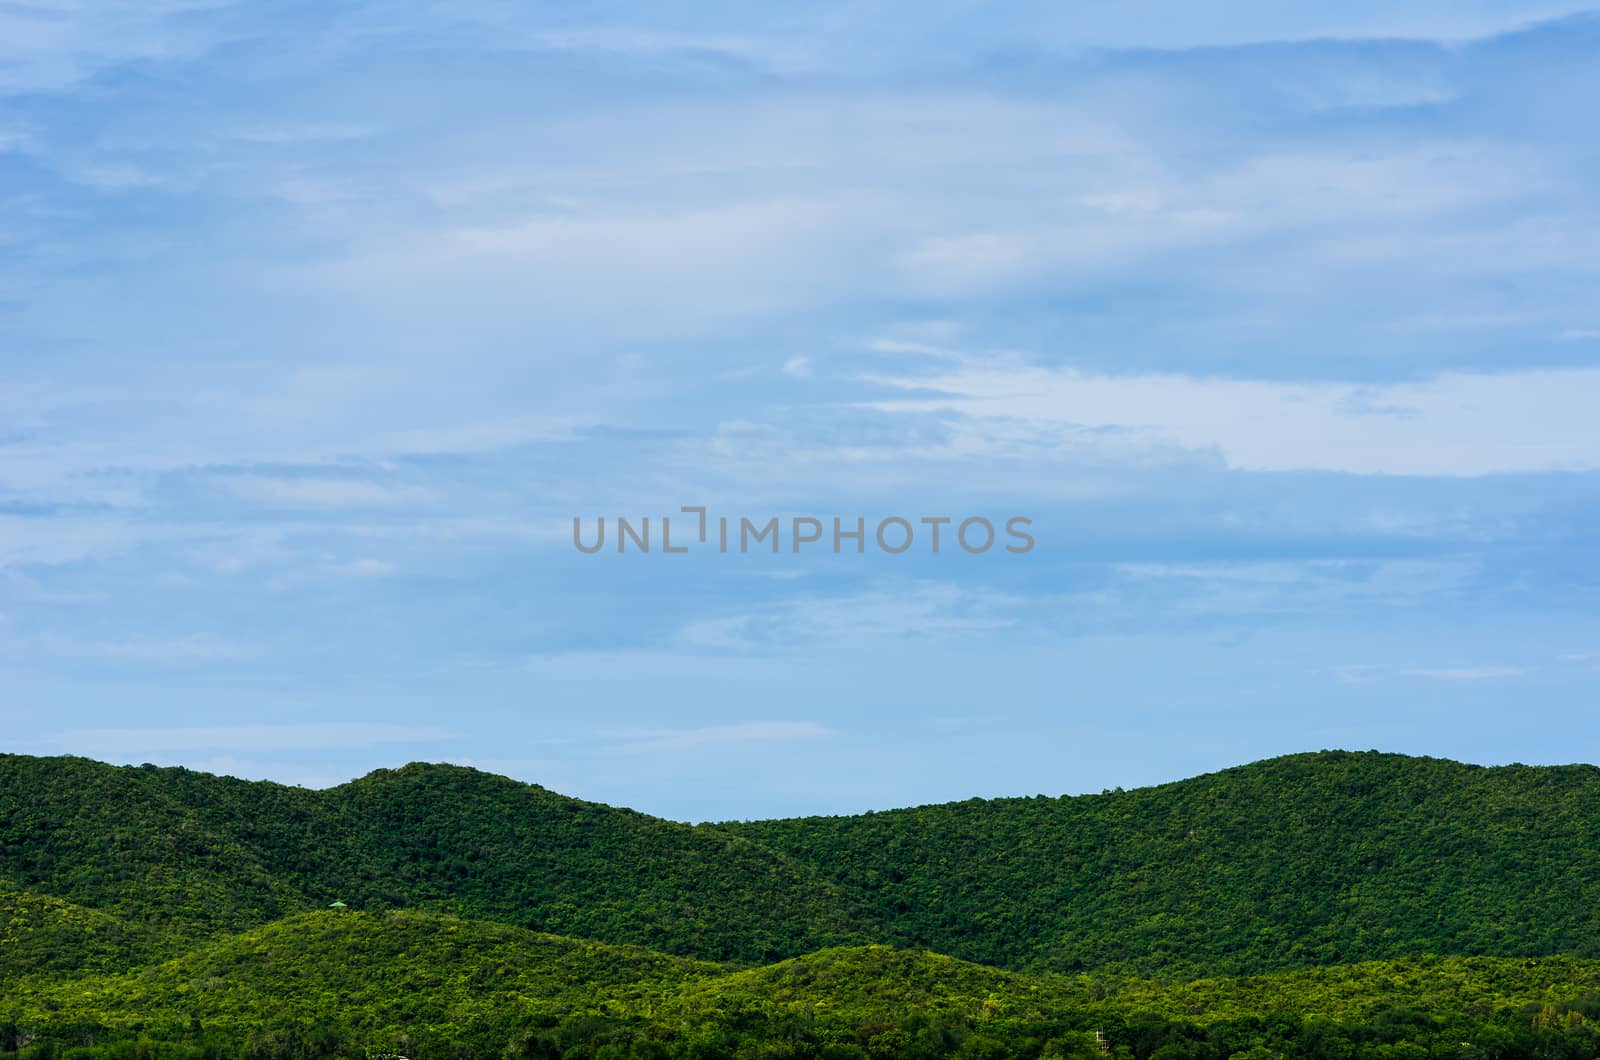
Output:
[
  {"xmin": 8, "ymin": 750, "xmax": 1600, "ymax": 980},
  {"xmin": 721, "ymin": 750, "xmax": 1600, "ymax": 975},
  {"xmin": 0, "ymin": 755, "xmax": 870, "ymax": 964}
]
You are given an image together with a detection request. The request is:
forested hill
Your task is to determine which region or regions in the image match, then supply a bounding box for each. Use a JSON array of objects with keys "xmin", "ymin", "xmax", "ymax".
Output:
[
  {"xmin": 6, "ymin": 750, "xmax": 1600, "ymax": 980},
  {"xmin": 11, "ymin": 909, "xmax": 1600, "ymax": 1058},
  {"xmin": 721, "ymin": 750, "xmax": 1600, "ymax": 976},
  {"xmin": 0, "ymin": 754, "xmax": 869, "ymax": 966}
]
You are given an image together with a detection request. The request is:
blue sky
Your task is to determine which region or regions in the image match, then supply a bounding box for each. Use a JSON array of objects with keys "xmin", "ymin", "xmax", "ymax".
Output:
[{"xmin": 2, "ymin": 1, "xmax": 1598, "ymax": 821}]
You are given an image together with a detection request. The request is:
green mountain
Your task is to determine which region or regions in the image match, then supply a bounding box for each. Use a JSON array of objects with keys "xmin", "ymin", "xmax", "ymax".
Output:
[
  {"xmin": 722, "ymin": 750, "xmax": 1600, "ymax": 975},
  {"xmin": 0, "ymin": 755, "xmax": 868, "ymax": 964},
  {"xmin": 6, "ymin": 910, "xmax": 1600, "ymax": 1059},
  {"xmin": 8, "ymin": 749, "xmax": 1600, "ymax": 1057},
  {"xmin": 0, "ymin": 882, "xmax": 154, "ymax": 981},
  {"xmin": 10, "ymin": 910, "xmax": 720, "ymax": 1034},
  {"xmin": 9, "ymin": 750, "xmax": 1600, "ymax": 982}
]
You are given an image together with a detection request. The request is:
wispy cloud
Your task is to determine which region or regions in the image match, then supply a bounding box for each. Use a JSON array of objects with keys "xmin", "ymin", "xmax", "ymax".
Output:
[
  {"xmin": 1401, "ymin": 666, "xmax": 1523, "ymax": 681},
  {"xmin": 234, "ymin": 123, "xmax": 375, "ymax": 145},
  {"xmin": 0, "ymin": 0, "xmax": 235, "ymax": 96},
  {"xmin": 52, "ymin": 723, "xmax": 459, "ymax": 755},
  {"xmin": 216, "ymin": 475, "xmax": 434, "ymax": 509},
  {"xmin": 674, "ymin": 584, "xmax": 1023, "ymax": 652},
  {"xmin": 1334, "ymin": 665, "xmax": 1379, "ymax": 685},
  {"xmin": 602, "ymin": 721, "xmax": 832, "ymax": 754},
  {"xmin": 90, "ymin": 633, "xmax": 255, "ymax": 663},
  {"xmin": 0, "ymin": 631, "xmax": 258, "ymax": 665},
  {"xmin": 867, "ymin": 361, "xmax": 1600, "ymax": 476}
]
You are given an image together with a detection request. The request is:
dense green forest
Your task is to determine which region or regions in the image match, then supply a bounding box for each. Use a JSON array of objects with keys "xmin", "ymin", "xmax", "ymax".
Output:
[
  {"xmin": 6, "ymin": 910, "xmax": 1600, "ymax": 1059},
  {"xmin": 0, "ymin": 756, "xmax": 867, "ymax": 965},
  {"xmin": 723, "ymin": 751, "xmax": 1600, "ymax": 975},
  {"xmin": 10, "ymin": 751, "xmax": 1600, "ymax": 978},
  {"xmin": 6, "ymin": 751, "xmax": 1600, "ymax": 1058}
]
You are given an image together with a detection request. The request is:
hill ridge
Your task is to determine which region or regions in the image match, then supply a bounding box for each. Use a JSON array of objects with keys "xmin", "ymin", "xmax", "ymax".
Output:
[
  {"xmin": 10, "ymin": 908, "xmax": 1600, "ymax": 1059},
  {"xmin": 8, "ymin": 749, "xmax": 1600, "ymax": 979}
]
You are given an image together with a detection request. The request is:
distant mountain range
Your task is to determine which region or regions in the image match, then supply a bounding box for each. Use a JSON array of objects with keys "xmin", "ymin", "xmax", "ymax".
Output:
[
  {"xmin": 6, "ymin": 750, "xmax": 1600, "ymax": 1057},
  {"xmin": 7, "ymin": 750, "xmax": 1600, "ymax": 976}
]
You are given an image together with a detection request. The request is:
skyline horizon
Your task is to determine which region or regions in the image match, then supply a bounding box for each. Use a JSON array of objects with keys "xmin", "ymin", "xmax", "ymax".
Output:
[{"xmin": 9, "ymin": 743, "xmax": 1594, "ymax": 823}]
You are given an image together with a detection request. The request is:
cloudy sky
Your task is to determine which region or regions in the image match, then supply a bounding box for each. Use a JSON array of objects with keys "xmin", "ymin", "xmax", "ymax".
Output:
[{"xmin": 3, "ymin": 1, "xmax": 1598, "ymax": 820}]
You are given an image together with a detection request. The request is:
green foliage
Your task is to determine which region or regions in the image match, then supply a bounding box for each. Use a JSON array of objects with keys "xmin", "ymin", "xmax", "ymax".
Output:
[
  {"xmin": 7, "ymin": 911, "xmax": 719, "ymax": 1040},
  {"xmin": 6, "ymin": 915, "xmax": 1600, "ymax": 1058},
  {"xmin": 11, "ymin": 751, "xmax": 1600, "ymax": 1056},
  {"xmin": 1, "ymin": 884, "xmax": 155, "ymax": 981},
  {"xmin": 722, "ymin": 750, "xmax": 1600, "ymax": 974},
  {"xmin": 0, "ymin": 756, "xmax": 867, "ymax": 964},
  {"xmin": 16, "ymin": 751, "xmax": 1600, "ymax": 977}
]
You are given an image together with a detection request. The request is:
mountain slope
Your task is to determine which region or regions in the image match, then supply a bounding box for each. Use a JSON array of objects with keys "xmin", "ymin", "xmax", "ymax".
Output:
[
  {"xmin": 0, "ymin": 755, "xmax": 872, "ymax": 963},
  {"xmin": 7, "ymin": 912, "xmax": 1600, "ymax": 1059},
  {"xmin": 10, "ymin": 750, "xmax": 1600, "ymax": 979},
  {"xmin": 720, "ymin": 750, "xmax": 1600, "ymax": 975},
  {"xmin": 0, "ymin": 881, "xmax": 157, "ymax": 981},
  {"xmin": 10, "ymin": 910, "xmax": 722, "ymax": 1031}
]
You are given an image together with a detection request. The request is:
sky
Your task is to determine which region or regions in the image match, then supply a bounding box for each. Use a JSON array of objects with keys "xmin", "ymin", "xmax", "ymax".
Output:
[{"xmin": 2, "ymin": 1, "xmax": 1599, "ymax": 822}]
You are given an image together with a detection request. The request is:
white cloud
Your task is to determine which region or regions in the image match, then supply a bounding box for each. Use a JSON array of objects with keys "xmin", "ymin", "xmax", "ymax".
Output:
[
  {"xmin": 434, "ymin": 4, "xmax": 1597, "ymax": 73},
  {"xmin": 90, "ymin": 632, "xmax": 254, "ymax": 662},
  {"xmin": 322, "ymin": 195, "xmax": 875, "ymax": 323},
  {"xmin": 1401, "ymin": 666, "xmax": 1523, "ymax": 680},
  {"xmin": 52, "ymin": 722, "xmax": 458, "ymax": 754},
  {"xmin": 218, "ymin": 475, "xmax": 433, "ymax": 508},
  {"xmin": 375, "ymin": 417, "xmax": 580, "ymax": 457},
  {"xmin": 867, "ymin": 360, "xmax": 1600, "ymax": 476},
  {"xmin": 0, "ymin": 1, "xmax": 233, "ymax": 96},
  {"xmin": 0, "ymin": 630, "xmax": 258, "ymax": 664},
  {"xmin": 234, "ymin": 123, "xmax": 374, "ymax": 145},
  {"xmin": 524, "ymin": 27, "xmax": 767, "ymax": 62},
  {"xmin": 603, "ymin": 721, "xmax": 832, "ymax": 754},
  {"xmin": 1116, "ymin": 559, "xmax": 1477, "ymax": 614},
  {"xmin": 675, "ymin": 583, "xmax": 1022, "ymax": 651},
  {"xmin": 334, "ymin": 558, "xmax": 395, "ymax": 577}
]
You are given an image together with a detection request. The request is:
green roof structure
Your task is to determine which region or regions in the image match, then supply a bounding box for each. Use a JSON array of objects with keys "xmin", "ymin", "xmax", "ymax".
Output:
[{"xmin": 328, "ymin": 900, "xmax": 348, "ymax": 909}]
